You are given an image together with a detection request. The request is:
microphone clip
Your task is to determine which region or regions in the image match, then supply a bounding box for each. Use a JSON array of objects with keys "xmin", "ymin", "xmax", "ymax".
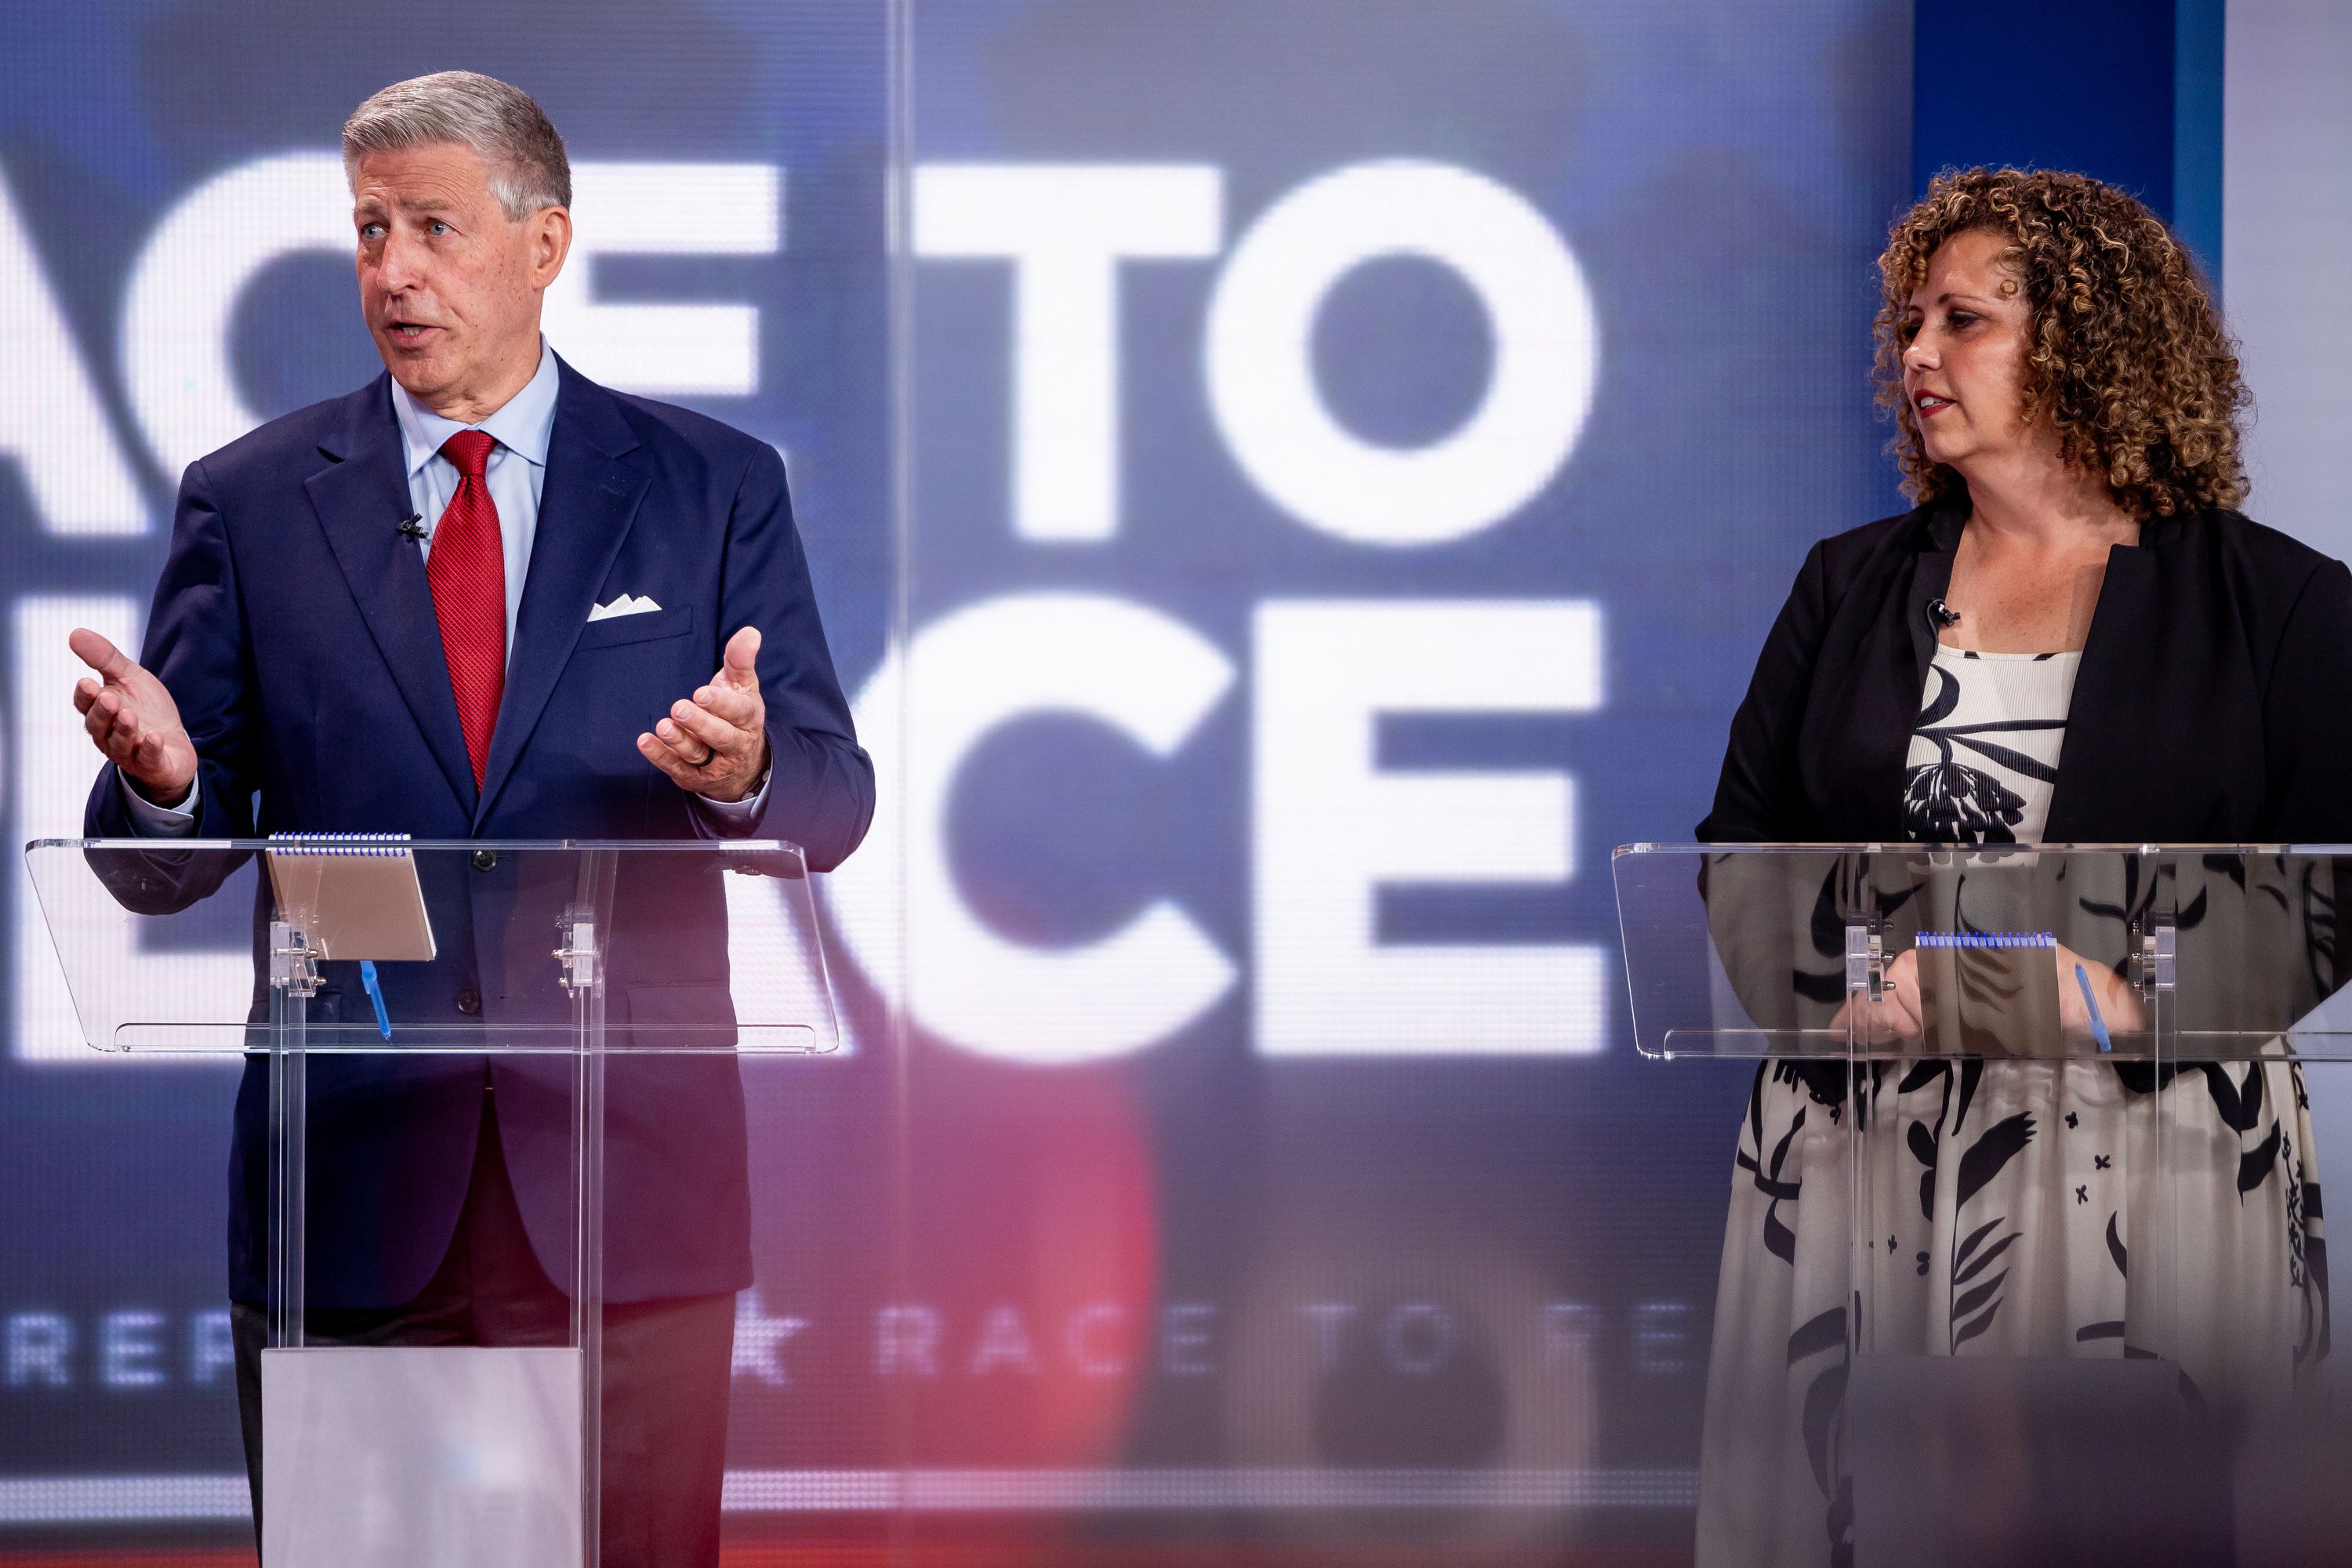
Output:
[
  {"xmin": 1927, "ymin": 597, "xmax": 1961, "ymax": 629},
  {"xmin": 396, "ymin": 514, "xmax": 429, "ymax": 543}
]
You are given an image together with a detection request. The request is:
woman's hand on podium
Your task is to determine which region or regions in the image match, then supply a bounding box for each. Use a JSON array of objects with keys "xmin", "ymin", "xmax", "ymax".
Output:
[
  {"xmin": 1831, "ymin": 947, "xmax": 1925, "ymax": 1044},
  {"xmin": 1831, "ymin": 941, "xmax": 2147, "ymax": 1051},
  {"xmin": 71, "ymin": 627, "xmax": 197, "ymax": 808},
  {"xmin": 2054, "ymin": 942, "xmax": 2144, "ymax": 1042}
]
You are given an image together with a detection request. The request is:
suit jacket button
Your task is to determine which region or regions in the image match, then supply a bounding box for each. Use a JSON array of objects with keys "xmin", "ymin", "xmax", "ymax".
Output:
[
  {"xmin": 473, "ymin": 848, "xmax": 498, "ymax": 871},
  {"xmin": 456, "ymin": 988, "xmax": 481, "ymax": 1015}
]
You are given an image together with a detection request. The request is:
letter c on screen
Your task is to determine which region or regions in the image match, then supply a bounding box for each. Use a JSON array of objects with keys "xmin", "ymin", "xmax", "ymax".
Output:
[{"xmin": 824, "ymin": 592, "xmax": 1239, "ymax": 1064}]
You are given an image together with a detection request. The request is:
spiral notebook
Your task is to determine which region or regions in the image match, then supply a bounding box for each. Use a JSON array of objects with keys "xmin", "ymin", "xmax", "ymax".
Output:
[
  {"xmin": 263, "ymin": 834, "xmax": 437, "ymax": 961},
  {"xmin": 1913, "ymin": 929, "xmax": 2062, "ymax": 1057}
]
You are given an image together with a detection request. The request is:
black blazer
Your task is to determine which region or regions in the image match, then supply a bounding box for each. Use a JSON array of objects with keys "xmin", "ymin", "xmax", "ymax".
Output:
[{"xmin": 1698, "ymin": 498, "xmax": 2352, "ymax": 845}]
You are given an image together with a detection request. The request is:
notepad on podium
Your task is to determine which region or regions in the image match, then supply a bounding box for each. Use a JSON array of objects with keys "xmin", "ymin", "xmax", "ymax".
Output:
[
  {"xmin": 1913, "ymin": 928, "xmax": 2062, "ymax": 1057},
  {"xmin": 264, "ymin": 833, "xmax": 436, "ymax": 961}
]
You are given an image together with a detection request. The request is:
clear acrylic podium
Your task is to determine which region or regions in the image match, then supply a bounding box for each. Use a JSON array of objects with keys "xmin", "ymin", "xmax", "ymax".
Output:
[
  {"xmin": 1617, "ymin": 843, "xmax": 2349, "ymax": 1568},
  {"xmin": 24, "ymin": 837, "xmax": 840, "ymax": 1568}
]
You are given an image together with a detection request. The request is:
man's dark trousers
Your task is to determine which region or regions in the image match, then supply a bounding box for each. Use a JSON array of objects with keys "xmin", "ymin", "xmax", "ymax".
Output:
[{"xmin": 230, "ymin": 1088, "xmax": 735, "ymax": 1568}]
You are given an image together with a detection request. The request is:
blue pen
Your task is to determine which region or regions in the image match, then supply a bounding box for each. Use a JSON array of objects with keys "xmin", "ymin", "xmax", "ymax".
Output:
[
  {"xmin": 2073, "ymin": 963, "xmax": 2112, "ymax": 1053},
  {"xmin": 359, "ymin": 960, "xmax": 392, "ymax": 1040}
]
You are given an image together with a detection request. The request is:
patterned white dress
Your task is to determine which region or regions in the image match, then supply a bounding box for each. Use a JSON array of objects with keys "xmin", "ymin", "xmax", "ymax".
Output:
[{"xmin": 1694, "ymin": 644, "xmax": 2331, "ymax": 1567}]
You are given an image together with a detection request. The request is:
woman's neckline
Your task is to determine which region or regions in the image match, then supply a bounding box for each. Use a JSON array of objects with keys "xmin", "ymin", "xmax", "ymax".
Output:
[{"xmin": 1933, "ymin": 642, "xmax": 2083, "ymax": 661}]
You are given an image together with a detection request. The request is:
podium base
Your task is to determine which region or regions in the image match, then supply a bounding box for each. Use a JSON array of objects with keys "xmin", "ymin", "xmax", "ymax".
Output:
[
  {"xmin": 1848, "ymin": 1352, "xmax": 2232, "ymax": 1568},
  {"xmin": 261, "ymin": 1345, "xmax": 583, "ymax": 1567}
]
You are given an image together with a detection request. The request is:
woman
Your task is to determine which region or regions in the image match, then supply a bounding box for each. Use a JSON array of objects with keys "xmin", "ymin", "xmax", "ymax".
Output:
[{"xmin": 1693, "ymin": 168, "xmax": 2346, "ymax": 1566}]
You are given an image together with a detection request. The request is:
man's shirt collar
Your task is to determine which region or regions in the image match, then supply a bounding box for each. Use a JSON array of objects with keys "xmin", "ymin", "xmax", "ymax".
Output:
[{"xmin": 390, "ymin": 339, "xmax": 561, "ymax": 477}]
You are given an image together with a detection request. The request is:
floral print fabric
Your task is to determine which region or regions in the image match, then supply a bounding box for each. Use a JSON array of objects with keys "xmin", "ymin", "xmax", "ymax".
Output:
[{"xmin": 1900, "ymin": 648, "xmax": 2077, "ymax": 844}]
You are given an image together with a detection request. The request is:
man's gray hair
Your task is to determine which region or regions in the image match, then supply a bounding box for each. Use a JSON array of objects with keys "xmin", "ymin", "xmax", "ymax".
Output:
[{"xmin": 343, "ymin": 71, "xmax": 570, "ymax": 220}]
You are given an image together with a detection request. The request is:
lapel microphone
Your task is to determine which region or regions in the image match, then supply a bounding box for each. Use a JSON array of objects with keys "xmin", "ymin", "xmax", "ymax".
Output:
[
  {"xmin": 1927, "ymin": 597, "xmax": 1961, "ymax": 628},
  {"xmin": 396, "ymin": 514, "xmax": 428, "ymax": 543}
]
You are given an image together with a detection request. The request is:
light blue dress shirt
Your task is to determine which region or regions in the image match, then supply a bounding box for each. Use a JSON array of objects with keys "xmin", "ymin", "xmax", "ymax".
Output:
[{"xmin": 125, "ymin": 339, "xmax": 766, "ymax": 831}]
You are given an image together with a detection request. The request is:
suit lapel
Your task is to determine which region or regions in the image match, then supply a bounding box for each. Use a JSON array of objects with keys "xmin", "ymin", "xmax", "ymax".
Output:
[
  {"xmin": 1804, "ymin": 508, "xmax": 1954, "ymax": 841},
  {"xmin": 304, "ymin": 377, "xmax": 480, "ymax": 813},
  {"xmin": 474, "ymin": 365, "xmax": 648, "ymax": 826},
  {"xmin": 2042, "ymin": 537, "xmax": 2160, "ymax": 843},
  {"xmin": 1872, "ymin": 543, "xmax": 1956, "ymax": 840}
]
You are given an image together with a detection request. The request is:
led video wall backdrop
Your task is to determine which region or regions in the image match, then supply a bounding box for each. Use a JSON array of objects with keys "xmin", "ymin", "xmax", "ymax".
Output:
[{"xmin": 0, "ymin": 0, "xmax": 1929, "ymax": 1557}]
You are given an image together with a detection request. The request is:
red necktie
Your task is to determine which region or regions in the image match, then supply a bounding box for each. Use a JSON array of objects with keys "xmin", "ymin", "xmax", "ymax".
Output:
[{"xmin": 426, "ymin": 430, "xmax": 506, "ymax": 788}]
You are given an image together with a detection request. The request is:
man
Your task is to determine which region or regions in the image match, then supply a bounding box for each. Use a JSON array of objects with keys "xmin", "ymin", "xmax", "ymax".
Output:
[{"xmin": 69, "ymin": 71, "xmax": 872, "ymax": 1564}]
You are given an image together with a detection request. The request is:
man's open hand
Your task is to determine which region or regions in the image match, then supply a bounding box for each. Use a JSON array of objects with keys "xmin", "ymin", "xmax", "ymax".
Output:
[
  {"xmin": 71, "ymin": 628, "xmax": 198, "ymax": 807},
  {"xmin": 640, "ymin": 626, "xmax": 772, "ymax": 802}
]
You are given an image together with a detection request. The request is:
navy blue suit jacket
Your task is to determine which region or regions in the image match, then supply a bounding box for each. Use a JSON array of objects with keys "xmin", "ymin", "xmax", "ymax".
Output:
[{"xmin": 85, "ymin": 359, "xmax": 873, "ymax": 1308}]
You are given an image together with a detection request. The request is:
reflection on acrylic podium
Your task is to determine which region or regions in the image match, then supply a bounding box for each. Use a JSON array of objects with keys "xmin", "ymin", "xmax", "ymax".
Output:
[
  {"xmin": 26, "ymin": 837, "xmax": 840, "ymax": 1568},
  {"xmin": 1618, "ymin": 843, "xmax": 2350, "ymax": 1568}
]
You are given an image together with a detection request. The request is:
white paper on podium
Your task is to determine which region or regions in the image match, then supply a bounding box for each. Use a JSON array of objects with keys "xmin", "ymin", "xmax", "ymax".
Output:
[{"xmin": 262, "ymin": 1345, "xmax": 582, "ymax": 1568}]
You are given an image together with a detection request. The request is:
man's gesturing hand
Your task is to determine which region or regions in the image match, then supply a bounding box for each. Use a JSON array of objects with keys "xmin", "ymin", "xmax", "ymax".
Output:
[
  {"xmin": 640, "ymin": 626, "xmax": 772, "ymax": 803},
  {"xmin": 71, "ymin": 628, "xmax": 198, "ymax": 808}
]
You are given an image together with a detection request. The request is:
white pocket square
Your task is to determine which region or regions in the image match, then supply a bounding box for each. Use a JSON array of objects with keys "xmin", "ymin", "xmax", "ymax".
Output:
[{"xmin": 588, "ymin": 594, "xmax": 662, "ymax": 622}]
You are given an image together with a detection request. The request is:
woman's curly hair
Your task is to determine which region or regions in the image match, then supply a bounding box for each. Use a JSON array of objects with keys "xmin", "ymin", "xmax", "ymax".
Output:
[{"xmin": 1874, "ymin": 167, "xmax": 2249, "ymax": 520}]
